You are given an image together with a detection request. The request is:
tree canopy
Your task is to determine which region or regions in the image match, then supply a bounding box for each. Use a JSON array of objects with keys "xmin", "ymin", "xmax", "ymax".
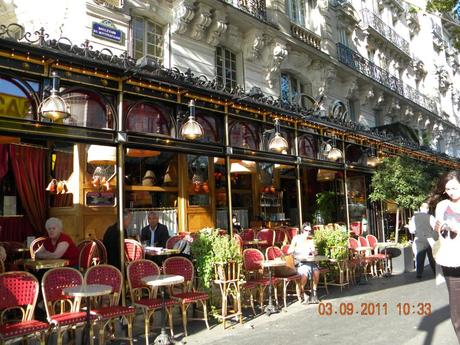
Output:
[{"xmin": 369, "ymin": 156, "xmax": 444, "ymax": 209}]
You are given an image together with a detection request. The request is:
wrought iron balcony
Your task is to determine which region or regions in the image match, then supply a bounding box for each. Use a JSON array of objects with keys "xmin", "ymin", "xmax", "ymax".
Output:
[
  {"xmin": 337, "ymin": 43, "xmax": 439, "ymax": 115},
  {"xmin": 290, "ymin": 23, "xmax": 321, "ymax": 50},
  {"xmin": 337, "ymin": 43, "xmax": 403, "ymax": 95},
  {"xmin": 362, "ymin": 8, "xmax": 410, "ymax": 56},
  {"xmin": 225, "ymin": 0, "xmax": 267, "ymax": 21}
]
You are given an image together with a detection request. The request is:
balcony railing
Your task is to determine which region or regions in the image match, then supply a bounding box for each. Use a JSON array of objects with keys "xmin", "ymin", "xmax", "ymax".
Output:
[
  {"xmin": 290, "ymin": 23, "xmax": 321, "ymax": 50},
  {"xmin": 337, "ymin": 43, "xmax": 438, "ymax": 115},
  {"xmin": 362, "ymin": 8, "xmax": 410, "ymax": 56},
  {"xmin": 225, "ymin": 0, "xmax": 267, "ymax": 21}
]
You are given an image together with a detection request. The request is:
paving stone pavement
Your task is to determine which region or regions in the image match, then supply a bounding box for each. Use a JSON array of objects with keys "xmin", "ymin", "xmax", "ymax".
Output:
[{"xmin": 39, "ymin": 270, "xmax": 458, "ymax": 345}]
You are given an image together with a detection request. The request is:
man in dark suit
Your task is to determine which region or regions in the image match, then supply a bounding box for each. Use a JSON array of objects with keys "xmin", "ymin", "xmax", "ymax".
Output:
[
  {"xmin": 103, "ymin": 210, "xmax": 132, "ymax": 270},
  {"xmin": 140, "ymin": 211, "xmax": 170, "ymax": 248}
]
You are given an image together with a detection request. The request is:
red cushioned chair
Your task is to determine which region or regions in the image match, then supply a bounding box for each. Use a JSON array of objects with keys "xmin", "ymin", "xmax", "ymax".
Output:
[
  {"xmin": 242, "ymin": 248, "xmax": 278, "ymax": 311},
  {"xmin": 240, "ymin": 229, "xmax": 255, "ymax": 242},
  {"xmin": 0, "ymin": 271, "xmax": 48, "ymax": 345},
  {"xmin": 124, "ymin": 239, "xmax": 144, "ymax": 263},
  {"xmin": 92, "ymin": 239, "xmax": 108, "ymax": 265},
  {"xmin": 256, "ymin": 229, "xmax": 275, "ymax": 252},
  {"xmin": 265, "ymin": 246, "xmax": 302, "ymax": 308},
  {"xmin": 165, "ymin": 235, "xmax": 184, "ymax": 249},
  {"xmin": 281, "ymin": 244, "xmax": 290, "ymax": 255},
  {"xmin": 85, "ymin": 265, "xmax": 135, "ymax": 345},
  {"xmin": 163, "ymin": 256, "xmax": 209, "ymax": 336},
  {"xmin": 127, "ymin": 260, "xmax": 179, "ymax": 344},
  {"xmin": 78, "ymin": 241, "xmax": 97, "ymax": 272},
  {"xmin": 273, "ymin": 228, "xmax": 286, "ymax": 247},
  {"xmin": 42, "ymin": 267, "xmax": 97, "ymax": 345}
]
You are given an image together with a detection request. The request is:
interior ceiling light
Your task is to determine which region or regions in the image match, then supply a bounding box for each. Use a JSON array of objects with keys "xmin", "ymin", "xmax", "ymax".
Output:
[
  {"xmin": 180, "ymin": 100, "xmax": 204, "ymax": 140},
  {"xmin": 87, "ymin": 145, "xmax": 116, "ymax": 165},
  {"xmin": 39, "ymin": 72, "xmax": 71, "ymax": 121}
]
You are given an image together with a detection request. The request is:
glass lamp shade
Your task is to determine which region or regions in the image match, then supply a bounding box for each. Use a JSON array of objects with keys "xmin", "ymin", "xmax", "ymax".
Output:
[
  {"xmin": 317, "ymin": 169, "xmax": 336, "ymax": 181},
  {"xmin": 274, "ymin": 163, "xmax": 294, "ymax": 169},
  {"xmin": 327, "ymin": 147, "xmax": 343, "ymax": 161},
  {"xmin": 126, "ymin": 148, "xmax": 161, "ymax": 157},
  {"xmin": 181, "ymin": 117, "xmax": 204, "ymax": 140},
  {"xmin": 87, "ymin": 145, "xmax": 116, "ymax": 165},
  {"xmin": 268, "ymin": 133, "xmax": 289, "ymax": 153},
  {"xmin": 230, "ymin": 161, "xmax": 255, "ymax": 174},
  {"xmin": 39, "ymin": 92, "xmax": 71, "ymax": 121},
  {"xmin": 367, "ymin": 156, "xmax": 380, "ymax": 167}
]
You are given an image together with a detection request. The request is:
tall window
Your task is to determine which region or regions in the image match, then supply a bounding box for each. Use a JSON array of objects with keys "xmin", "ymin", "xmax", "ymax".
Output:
[
  {"xmin": 281, "ymin": 73, "xmax": 300, "ymax": 104},
  {"xmin": 286, "ymin": 0, "xmax": 305, "ymax": 26},
  {"xmin": 338, "ymin": 28, "xmax": 349, "ymax": 47},
  {"xmin": 132, "ymin": 17, "xmax": 163, "ymax": 63},
  {"xmin": 216, "ymin": 47, "xmax": 237, "ymax": 90}
]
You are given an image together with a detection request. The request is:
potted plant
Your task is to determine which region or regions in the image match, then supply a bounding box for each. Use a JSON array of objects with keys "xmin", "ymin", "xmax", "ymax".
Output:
[{"xmin": 191, "ymin": 228, "xmax": 242, "ymax": 290}]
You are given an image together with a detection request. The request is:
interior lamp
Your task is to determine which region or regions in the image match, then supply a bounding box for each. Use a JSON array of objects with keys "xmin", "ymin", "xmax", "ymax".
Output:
[
  {"xmin": 39, "ymin": 72, "xmax": 71, "ymax": 121},
  {"xmin": 180, "ymin": 100, "xmax": 204, "ymax": 140}
]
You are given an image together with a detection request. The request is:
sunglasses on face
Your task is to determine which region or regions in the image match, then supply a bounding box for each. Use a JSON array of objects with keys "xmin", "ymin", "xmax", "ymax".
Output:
[{"xmin": 440, "ymin": 224, "xmax": 457, "ymax": 240}]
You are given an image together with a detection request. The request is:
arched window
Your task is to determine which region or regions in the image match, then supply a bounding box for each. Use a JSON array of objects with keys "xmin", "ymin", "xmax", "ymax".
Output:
[
  {"xmin": 195, "ymin": 113, "xmax": 221, "ymax": 143},
  {"xmin": 0, "ymin": 74, "xmax": 39, "ymax": 119},
  {"xmin": 229, "ymin": 121, "xmax": 260, "ymax": 149},
  {"xmin": 298, "ymin": 133, "xmax": 317, "ymax": 158},
  {"xmin": 61, "ymin": 89, "xmax": 115, "ymax": 129},
  {"xmin": 125, "ymin": 101, "xmax": 173, "ymax": 136}
]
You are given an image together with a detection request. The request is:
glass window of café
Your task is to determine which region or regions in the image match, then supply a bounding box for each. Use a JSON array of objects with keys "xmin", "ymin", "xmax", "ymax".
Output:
[
  {"xmin": 0, "ymin": 74, "xmax": 39, "ymax": 120},
  {"xmin": 300, "ymin": 167, "xmax": 345, "ymax": 225}
]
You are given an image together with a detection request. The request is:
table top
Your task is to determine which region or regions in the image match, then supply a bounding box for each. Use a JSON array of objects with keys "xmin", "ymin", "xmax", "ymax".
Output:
[
  {"xmin": 142, "ymin": 274, "xmax": 185, "ymax": 287},
  {"xmin": 243, "ymin": 239, "xmax": 268, "ymax": 245},
  {"xmin": 13, "ymin": 247, "xmax": 29, "ymax": 253},
  {"xmin": 375, "ymin": 242, "xmax": 395, "ymax": 248},
  {"xmin": 144, "ymin": 248, "xmax": 180, "ymax": 256},
  {"xmin": 355, "ymin": 246, "xmax": 372, "ymax": 252},
  {"xmin": 259, "ymin": 259, "xmax": 286, "ymax": 268},
  {"xmin": 298, "ymin": 255, "xmax": 329, "ymax": 262},
  {"xmin": 21, "ymin": 258, "xmax": 69, "ymax": 269},
  {"xmin": 63, "ymin": 284, "xmax": 112, "ymax": 297}
]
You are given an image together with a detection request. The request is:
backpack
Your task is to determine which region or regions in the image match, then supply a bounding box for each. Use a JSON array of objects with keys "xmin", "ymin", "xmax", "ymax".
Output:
[{"xmin": 173, "ymin": 239, "xmax": 191, "ymax": 255}]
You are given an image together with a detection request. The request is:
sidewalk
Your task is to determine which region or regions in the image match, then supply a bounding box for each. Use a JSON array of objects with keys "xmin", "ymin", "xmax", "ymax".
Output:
[{"xmin": 178, "ymin": 271, "xmax": 457, "ymax": 345}]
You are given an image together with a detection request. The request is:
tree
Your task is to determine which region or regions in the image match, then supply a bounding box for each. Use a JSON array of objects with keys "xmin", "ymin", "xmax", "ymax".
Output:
[
  {"xmin": 426, "ymin": 0, "xmax": 460, "ymax": 49},
  {"xmin": 369, "ymin": 156, "xmax": 444, "ymax": 243}
]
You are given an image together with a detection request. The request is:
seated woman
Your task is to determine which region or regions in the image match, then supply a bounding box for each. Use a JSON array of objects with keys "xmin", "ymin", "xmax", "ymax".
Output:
[
  {"xmin": 288, "ymin": 222, "xmax": 320, "ymax": 304},
  {"xmin": 35, "ymin": 217, "xmax": 78, "ymax": 267}
]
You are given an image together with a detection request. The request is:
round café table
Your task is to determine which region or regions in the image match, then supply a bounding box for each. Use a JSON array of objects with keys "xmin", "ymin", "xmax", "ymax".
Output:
[
  {"xmin": 142, "ymin": 274, "xmax": 184, "ymax": 345},
  {"xmin": 259, "ymin": 259, "xmax": 286, "ymax": 316},
  {"xmin": 63, "ymin": 284, "xmax": 112, "ymax": 345},
  {"xmin": 21, "ymin": 258, "xmax": 69, "ymax": 270}
]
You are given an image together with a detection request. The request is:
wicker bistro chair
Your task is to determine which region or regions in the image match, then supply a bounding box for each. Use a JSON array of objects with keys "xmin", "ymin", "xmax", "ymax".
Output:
[
  {"xmin": 127, "ymin": 260, "xmax": 179, "ymax": 344},
  {"xmin": 78, "ymin": 241, "xmax": 97, "ymax": 272},
  {"xmin": 366, "ymin": 235, "xmax": 390, "ymax": 273},
  {"xmin": 265, "ymin": 246, "xmax": 302, "ymax": 308},
  {"xmin": 92, "ymin": 239, "xmax": 108, "ymax": 265},
  {"xmin": 273, "ymin": 229, "xmax": 286, "ymax": 247},
  {"xmin": 256, "ymin": 229, "xmax": 275, "ymax": 252},
  {"xmin": 124, "ymin": 239, "xmax": 144, "ymax": 264},
  {"xmin": 42, "ymin": 267, "xmax": 97, "ymax": 345},
  {"xmin": 0, "ymin": 271, "xmax": 49, "ymax": 345},
  {"xmin": 165, "ymin": 235, "xmax": 184, "ymax": 250},
  {"xmin": 162, "ymin": 256, "xmax": 209, "ymax": 337},
  {"xmin": 242, "ymin": 248, "xmax": 278, "ymax": 311},
  {"xmin": 29, "ymin": 237, "xmax": 46, "ymax": 260},
  {"xmin": 85, "ymin": 265, "xmax": 135, "ymax": 345},
  {"xmin": 358, "ymin": 236, "xmax": 381, "ymax": 277}
]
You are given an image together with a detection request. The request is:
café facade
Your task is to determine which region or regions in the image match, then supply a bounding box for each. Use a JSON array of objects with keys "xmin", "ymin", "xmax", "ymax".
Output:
[{"xmin": 0, "ymin": 24, "xmax": 459, "ymax": 251}]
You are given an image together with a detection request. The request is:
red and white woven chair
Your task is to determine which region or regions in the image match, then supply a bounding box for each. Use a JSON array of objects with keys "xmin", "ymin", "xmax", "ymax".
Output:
[
  {"xmin": 124, "ymin": 239, "xmax": 144, "ymax": 264},
  {"xmin": 256, "ymin": 229, "xmax": 275, "ymax": 252},
  {"xmin": 127, "ymin": 260, "xmax": 179, "ymax": 344},
  {"xmin": 29, "ymin": 237, "xmax": 46, "ymax": 260},
  {"xmin": 78, "ymin": 241, "xmax": 97, "ymax": 272},
  {"xmin": 163, "ymin": 256, "xmax": 209, "ymax": 336},
  {"xmin": 242, "ymin": 248, "xmax": 278, "ymax": 311},
  {"xmin": 42, "ymin": 267, "xmax": 97, "ymax": 345},
  {"xmin": 265, "ymin": 246, "xmax": 302, "ymax": 308},
  {"xmin": 165, "ymin": 235, "xmax": 184, "ymax": 249},
  {"xmin": 0, "ymin": 271, "xmax": 49, "ymax": 345},
  {"xmin": 85, "ymin": 265, "xmax": 135, "ymax": 345}
]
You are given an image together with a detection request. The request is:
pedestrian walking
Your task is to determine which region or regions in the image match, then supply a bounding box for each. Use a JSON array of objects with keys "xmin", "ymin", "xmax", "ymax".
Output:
[
  {"xmin": 430, "ymin": 170, "xmax": 460, "ymax": 343},
  {"xmin": 408, "ymin": 202, "xmax": 437, "ymax": 279}
]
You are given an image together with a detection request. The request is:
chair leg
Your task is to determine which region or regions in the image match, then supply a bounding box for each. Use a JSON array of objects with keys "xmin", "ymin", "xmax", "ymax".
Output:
[
  {"xmin": 283, "ymin": 280, "xmax": 288, "ymax": 309},
  {"xmin": 98, "ymin": 321, "xmax": 105, "ymax": 345},
  {"xmin": 323, "ymin": 274, "xmax": 329, "ymax": 295},
  {"xmin": 56, "ymin": 328, "xmax": 62, "ymax": 345},
  {"xmin": 249, "ymin": 289, "xmax": 256, "ymax": 315},
  {"xmin": 295, "ymin": 280, "xmax": 301, "ymax": 302},
  {"xmin": 181, "ymin": 304, "xmax": 188, "ymax": 337},
  {"xmin": 39, "ymin": 332, "xmax": 46, "ymax": 345},
  {"xmin": 127, "ymin": 315, "xmax": 134, "ymax": 345},
  {"xmin": 167, "ymin": 307, "xmax": 174, "ymax": 337},
  {"xmin": 202, "ymin": 301, "xmax": 210, "ymax": 330},
  {"xmin": 144, "ymin": 310, "xmax": 150, "ymax": 345}
]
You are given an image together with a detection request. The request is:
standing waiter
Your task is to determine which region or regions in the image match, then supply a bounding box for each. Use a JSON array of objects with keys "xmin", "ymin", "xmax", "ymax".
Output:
[{"xmin": 408, "ymin": 202, "xmax": 438, "ymax": 279}]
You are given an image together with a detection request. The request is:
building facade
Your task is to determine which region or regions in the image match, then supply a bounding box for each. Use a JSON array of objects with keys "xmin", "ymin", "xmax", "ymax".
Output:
[{"xmin": 0, "ymin": 0, "xmax": 459, "ymax": 243}]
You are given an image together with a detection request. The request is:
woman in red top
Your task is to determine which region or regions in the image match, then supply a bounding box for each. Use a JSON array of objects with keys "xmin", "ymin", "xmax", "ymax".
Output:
[{"xmin": 35, "ymin": 217, "xmax": 79, "ymax": 267}]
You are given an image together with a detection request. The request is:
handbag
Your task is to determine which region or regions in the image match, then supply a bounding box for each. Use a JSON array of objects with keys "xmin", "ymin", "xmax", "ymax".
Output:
[{"xmin": 274, "ymin": 254, "xmax": 298, "ymax": 277}]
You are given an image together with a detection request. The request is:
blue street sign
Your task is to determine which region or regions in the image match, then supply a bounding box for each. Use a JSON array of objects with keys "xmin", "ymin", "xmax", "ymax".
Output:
[{"xmin": 92, "ymin": 22, "xmax": 122, "ymax": 43}]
